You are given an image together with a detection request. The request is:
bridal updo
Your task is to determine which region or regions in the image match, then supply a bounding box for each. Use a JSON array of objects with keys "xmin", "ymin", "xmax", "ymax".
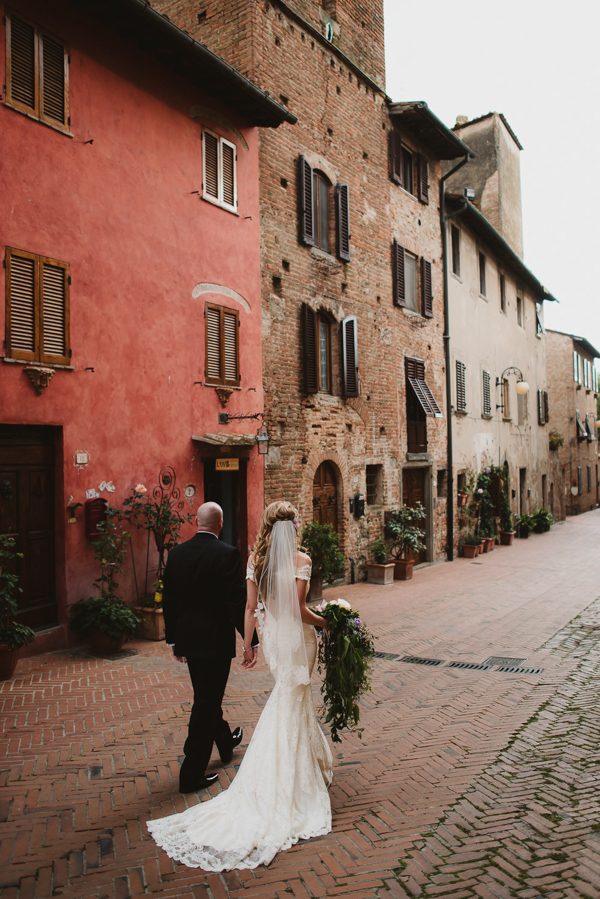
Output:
[{"xmin": 251, "ymin": 500, "xmax": 299, "ymax": 585}]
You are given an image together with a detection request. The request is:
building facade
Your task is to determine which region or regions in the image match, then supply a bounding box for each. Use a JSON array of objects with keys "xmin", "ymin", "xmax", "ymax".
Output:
[
  {"xmin": 546, "ymin": 330, "xmax": 599, "ymax": 517},
  {"xmin": 0, "ymin": 0, "xmax": 291, "ymax": 651}
]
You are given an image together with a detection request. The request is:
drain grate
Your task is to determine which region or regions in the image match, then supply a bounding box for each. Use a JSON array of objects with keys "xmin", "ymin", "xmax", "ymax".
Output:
[
  {"xmin": 447, "ymin": 661, "xmax": 492, "ymax": 671},
  {"xmin": 496, "ymin": 665, "xmax": 544, "ymax": 675},
  {"xmin": 373, "ymin": 651, "xmax": 401, "ymax": 660},
  {"xmin": 399, "ymin": 655, "xmax": 445, "ymax": 667},
  {"xmin": 483, "ymin": 656, "xmax": 525, "ymax": 666}
]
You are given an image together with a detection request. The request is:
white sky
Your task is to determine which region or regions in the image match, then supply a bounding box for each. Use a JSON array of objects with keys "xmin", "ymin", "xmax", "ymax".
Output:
[{"xmin": 383, "ymin": 0, "xmax": 600, "ymax": 354}]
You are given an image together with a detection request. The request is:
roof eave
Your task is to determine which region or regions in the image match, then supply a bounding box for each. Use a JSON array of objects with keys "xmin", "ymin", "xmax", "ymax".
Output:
[{"xmin": 388, "ymin": 101, "xmax": 473, "ymax": 160}]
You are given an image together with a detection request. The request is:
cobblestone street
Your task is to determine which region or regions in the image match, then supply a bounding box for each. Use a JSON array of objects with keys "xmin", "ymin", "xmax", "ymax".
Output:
[{"xmin": 1, "ymin": 511, "xmax": 599, "ymax": 898}]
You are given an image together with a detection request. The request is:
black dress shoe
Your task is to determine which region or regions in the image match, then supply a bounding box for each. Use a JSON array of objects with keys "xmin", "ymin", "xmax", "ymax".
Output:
[
  {"xmin": 179, "ymin": 772, "xmax": 219, "ymax": 793},
  {"xmin": 220, "ymin": 726, "xmax": 243, "ymax": 764}
]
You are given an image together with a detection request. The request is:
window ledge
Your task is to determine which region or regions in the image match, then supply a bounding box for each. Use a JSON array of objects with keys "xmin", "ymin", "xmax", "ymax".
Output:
[
  {"xmin": 454, "ymin": 409, "xmax": 468, "ymax": 416},
  {"xmin": 450, "ymin": 272, "xmax": 462, "ymax": 283},
  {"xmin": 309, "ymin": 246, "xmax": 341, "ymax": 267},
  {"xmin": 406, "ymin": 452, "xmax": 430, "ymax": 462},
  {"xmin": 201, "ymin": 193, "xmax": 239, "ymax": 216},
  {"xmin": 3, "ymin": 356, "xmax": 75, "ymax": 371},
  {"xmin": 3, "ymin": 100, "xmax": 73, "ymax": 137},
  {"xmin": 481, "ymin": 413, "xmax": 493, "ymax": 420}
]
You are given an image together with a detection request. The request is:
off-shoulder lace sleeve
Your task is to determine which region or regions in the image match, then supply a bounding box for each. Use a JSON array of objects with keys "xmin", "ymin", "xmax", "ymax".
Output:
[
  {"xmin": 295, "ymin": 562, "xmax": 312, "ymax": 582},
  {"xmin": 246, "ymin": 559, "xmax": 257, "ymax": 583}
]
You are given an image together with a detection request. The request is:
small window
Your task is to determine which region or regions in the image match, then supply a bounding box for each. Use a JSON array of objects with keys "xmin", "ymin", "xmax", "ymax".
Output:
[
  {"xmin": 451, "ymin": 225, "xmax": 461, "ymax": 277},
  {"xmin": 389, "ymin": 131, "xmax": 428, "ymax": 203},
  {"xmin": 587, "ymin": 465, "xmax": 592, "ymax": 493},
  {"xmin": 499, "ymin": 273, "xmax": 506, "ymax": 312},
  {"xmin": 437, "ymin": 469, "xmax": 447, "ymax": 498},
  {"xmin": 317, "ymin": 313, "xmax": 332, "ymax": 392},
  {"xmin": 478, "ymin": 252, "xmax": 486, "ymax": 296},
  {"xmin": 583, "ymin": 358, "xmax": 591, "ymax": 389},
  {"xmin": 203, "ymin": 130, "xmax": 237, "ymax": 212},
  {"xmin": 535, "ymin": 302, "xmax": 544, "ymax": 336},
  {"xmin": 401, "ymin": 146, "xmax": 414, "ymax": 194},
  {"xmin": 516, "ymin": 293, "xmax": 523, "ymax": 327},
  {"xmin": 393, "ymin": 241, "xmax": 426, "ymax": 314},
  {"xmin": 5, "ymin": 247, "xmax": 70, "ymax": 365},
  {"xmin": 297, "ymin": 157, "xmax": 350, "ymax": 260},
  {"xmin": 455, "ymin": 360, "xmax": 467, "ymax": 413},
  {"xmin": 205, "ymin": 303, "xmax": 240, "ymax": 386},
  {"xmin": 5, "ymin": 12, "xmax": 70, "ymax": 133},
  {"xmin": 517, "ymin": 391, "xmax": 528, "ymax": 425},
  {"xmin": 404, "ymin": 251, "xmax": 418, "ymax": 312},
  {"xmin": 366, "ymin": 464, "xmax": 383, "ymax": 505},
  {"xmin": 577, "ymin": 465, "xmax": 583, "ymax": 496},
  {"xmin": 482, "ymin": 370, "xmax": 492, "ymax": 417}
]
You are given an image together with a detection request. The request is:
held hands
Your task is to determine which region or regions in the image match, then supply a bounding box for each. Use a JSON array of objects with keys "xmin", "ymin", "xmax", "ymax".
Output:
[{"xmin": 241, "ymin": 646, "xmax": 258, "ymax": 669}]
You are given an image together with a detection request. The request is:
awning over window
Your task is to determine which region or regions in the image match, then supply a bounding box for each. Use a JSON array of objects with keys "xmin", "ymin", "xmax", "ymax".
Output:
[{"xmin": 405, "ymin": 358, "xmax": 443, "ymax": 417}]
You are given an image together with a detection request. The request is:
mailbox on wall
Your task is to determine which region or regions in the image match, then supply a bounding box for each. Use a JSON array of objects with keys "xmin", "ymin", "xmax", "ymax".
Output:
[{"xmin": 85, "ymin": 497, "xmax": 108, "ymax": 539}]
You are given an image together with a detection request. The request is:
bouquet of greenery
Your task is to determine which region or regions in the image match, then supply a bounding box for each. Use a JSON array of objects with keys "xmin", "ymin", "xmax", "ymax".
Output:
[{"xmin": 317, "ymin": 598, "xmax": 374, "ymax": 743}]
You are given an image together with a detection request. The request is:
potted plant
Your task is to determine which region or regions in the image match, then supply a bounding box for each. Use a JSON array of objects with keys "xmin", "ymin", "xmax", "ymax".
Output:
[
  {"xmin": 136, "ymin": 579, "xmax": 165, "ymax": 641},
  {"xmin": 385, "ymin": 503, "xmax": 426, "ymax": 580},
  {"xmin": 515, "ymin": 513, "xmax": 532, "ymax": 539},
  {"xmin": 70, "ymin": 511, "xmax": 139, "ymax": 654},
  {"xmin": 300, "ymin": 521, "xmax": 345, "ymax": 603},
  {"xmin": 460, "ymin": 533, "xmax": 480, "ymax": 559},
  {"xmin": 548, "ymin": 430, "xmax": 564, "ymax": 451},
  {"xmin": 531, "ymin": 508, "xmax": 553, "ymax": 534},
  {"xmin": 499, "ymin": 482, "xmax": 515, "ymax": 545},
  {"xmin": 474, "ymin": 471, "xmax": 496, "ymax": 551},
  {"xmin": 366, "ymin": 537, "xmax": 394, "ymax": 585},
  {"xmin": 0, "ymin": 536, "xmax": 35, "ymax": 680}
]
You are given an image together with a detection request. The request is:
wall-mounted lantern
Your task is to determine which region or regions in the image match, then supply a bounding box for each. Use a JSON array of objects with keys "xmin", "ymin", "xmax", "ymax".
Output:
[
  {"xmin": 219, "ymin": 411, "xmax": 271, "ymax": 455},
  {"xmin": 495, "ymin": 366, "xmax": 529, "ymax": 413}
]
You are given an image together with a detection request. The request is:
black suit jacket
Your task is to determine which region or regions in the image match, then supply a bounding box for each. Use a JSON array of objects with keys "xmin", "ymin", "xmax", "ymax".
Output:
[{"xmin": 162, "ymin": 532, "xmax": 254, "ymax": 659}]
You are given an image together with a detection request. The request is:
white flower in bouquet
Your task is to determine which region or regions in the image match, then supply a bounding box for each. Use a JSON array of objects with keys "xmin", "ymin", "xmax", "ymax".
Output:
[{"xmin": 325, "ymin": 598, "xmax": 352, "ymax": 610}]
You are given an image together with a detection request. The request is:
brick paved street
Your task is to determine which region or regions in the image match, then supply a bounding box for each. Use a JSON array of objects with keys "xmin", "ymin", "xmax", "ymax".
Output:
[{"xmin": 1, "ymin": 511, "xmax": 599, "ymax": 898}]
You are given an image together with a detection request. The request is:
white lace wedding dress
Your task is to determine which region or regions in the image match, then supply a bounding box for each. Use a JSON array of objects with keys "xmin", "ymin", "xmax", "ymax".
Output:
[{"xmin": 147, "ymin": 554, "xmax": 333, "ymax": 871}]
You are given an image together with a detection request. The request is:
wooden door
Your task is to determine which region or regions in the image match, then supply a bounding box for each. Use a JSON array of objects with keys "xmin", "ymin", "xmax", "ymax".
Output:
[
  {"xmin": 312, "ymin": 462, "xmax": 338, "ymax": 532},
  {"xmin": 203, "ymin": 458, "xmax": 248, "ymax": 563},
  {"xmin": 0, "ymin": 426, "xmax": 57, "ymax": 629},
  {"xmin": 402, "ymin": 467, "xmax": 428, "ymax": 563}
]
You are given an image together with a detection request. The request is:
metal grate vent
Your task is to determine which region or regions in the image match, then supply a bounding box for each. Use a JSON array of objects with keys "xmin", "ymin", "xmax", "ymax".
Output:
[
  {"xmin": 496, "ymin": 665, "xmax": 544, "ymax": 675},
  {"xmin": 373, "ymin": 651, "xmax": 401, "ymax": 660},
  {"xmin": 483, "ymin": 656, "xmax": 525, "ymax": 666},
  {"xmin": 399, "ymin": 655, "xmax": 445, "ymax": 667},
  {"xmin": 447, "ymin": 661, "xmax": 492, "ymax": 671}
]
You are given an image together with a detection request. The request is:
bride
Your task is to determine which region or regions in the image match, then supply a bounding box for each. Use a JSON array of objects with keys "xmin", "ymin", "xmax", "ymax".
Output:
[{"xmin": 147, "ymin": 500, "xmax": 333, "ymax": 870}]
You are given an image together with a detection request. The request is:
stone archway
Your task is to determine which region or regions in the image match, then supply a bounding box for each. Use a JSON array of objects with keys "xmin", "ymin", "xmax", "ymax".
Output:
[{"xmin": 312, "ymin": 461, "xmax": 339, "ymax": 532}]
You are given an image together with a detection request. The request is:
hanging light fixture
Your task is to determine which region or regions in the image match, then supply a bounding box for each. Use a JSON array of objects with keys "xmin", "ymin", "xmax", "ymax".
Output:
[{"xmin": 255, "ymin": 423, "xmax": 270, "ymax": 455}]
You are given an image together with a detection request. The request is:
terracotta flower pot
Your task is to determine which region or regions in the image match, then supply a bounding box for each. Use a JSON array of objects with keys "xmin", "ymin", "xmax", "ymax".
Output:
[
  {"xmin": 486, "ymin": 537, "xmax": 495, "ymax": 552},
  {"xmin": 90, "ymin": 631, "xmax": 127, "ymax": 656},
  {"xmin": 393, "ymin": 559, "xmax": 414, "ymax": 580},
  {"xmin": 500, "ymin": 531, "xmax": 514, "ymax": 546},
  {"xmin": 136, "ymin": 606, "xmax": 165, "ymax": 641},
  {"xmin": 0, "ymin": 646, "xmax": 19, "ymax": 681},
  {"xmin": 462, "ymin": 544, "xmax": 478, "ymax": 559},
  {"xmin": 480, "ymin": 540, "xmax": 489, "ymax": 553}
]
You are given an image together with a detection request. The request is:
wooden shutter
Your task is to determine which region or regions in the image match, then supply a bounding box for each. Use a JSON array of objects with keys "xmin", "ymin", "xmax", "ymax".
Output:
[
  {"xmin": 301, "ymin": 303, "xmax": 317, "ymax": 394},
  {"xmin": 389, "ymin": 129, "xmax": 401, "ymax": 184},
  {"xmin": 205, "ymin": 305, "xmax": 222, "ymax": 382},
  {"xmin": 6, "ymin": 249, "xmax": 37, "ymax": 361},
  {"xmin": 205, "ymin": 304, "xmax": 239, "ymax": 386},
  {"xmin": 335, "ymin": 183, "xmax": 350, "ymax": 262},
  {"xmin": 406, "ymin": 357, "xmax": 442, "ymax": 415},
  {"xmin": 456, "ymin": 361, "xmax": 466, "ymax": 412},
  {"xmin": 482, "ymin": 371, "xmax": 491, "ymax": 416},
  {"xmin": 221, "ymin": 139, "xmax": 236, "ymax": 209},
  {"xmin": 7, "ymin": 14, "xmax": 37, "ymax": 113},
  {"xmin": 341, "ymin": 315, "xmax": 359, "ymax": 397},
  {"xmin": 392, "ymin": 240, "xmax": 405, "ymax": 307},
  {"xmin": 298, "ymin": 156, "xmax": 315, "ymax": 246},
  {"xmin": 40, "ymin": 32, "xmax": 68, "ymax": 128},
  {"xmin": 223, "ymin": 309, "xmax": 239, "ymax": 385},
  {"xmin": 537, "ymin": 388, "xmax": 545, "ymax": 425},
  {"xmin": 203, "ymin": 131, "xmax": 219, "ymax": 200},
  {"xmin": 417, "ymin": 155, "xmax": 429, "ymax": 204},
  {"xmin": 40, "ymin": 258, "xmax": 69, "ymax": 364},
  {"xmin": 543, "ymin": 390, "xmax": 549, "ymax": 424},
  {"xmin": 421, "ymin": 257, "xmax": 433, "ymax": 317}
]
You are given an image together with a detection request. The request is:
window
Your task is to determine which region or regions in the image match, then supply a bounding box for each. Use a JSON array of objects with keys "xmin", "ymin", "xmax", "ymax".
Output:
[
  {"xmin": 203, "ymin": 130, "xmax": 237, "ymax": 212},
  {"xmin": 437, "ymin": 469, "xmax": 447, "ymax": 498},
  {"xmin": 478, "ymin": 252, "xmax": 486, "ymax": 296},
  {"xmin": 5, "ymin": 247, "xmax": 70, "ymax": 365},
  {"xmin": 502, "ymin": 378, "xmax": 511, "ymax": 420},
  {"xmin": 317, "ymin": 315, "xmax": 332, "ymax": 392},
  {"xmin": 301, "ymin": 304, "xmax": 347, "ymax": 396},
  {"xmin": 516, "ymin": 293, "xmax": 523, "ymax": 327},
  {"xmin": 577, "ymin": 465, "xmax": 583, "ymax": 496},
  {"xmin": 537, "ymin": 389, "xmax": 550, "ymax": 425},
  {"xmin": 389, "ymin": 130, "xmax": 429, "ymax": 203},
  {"xmin": 573, "ymin": 351, "xmax": 581, "ymax": 384},
  {"xmin": 584, "ymin": 413, "xmax": 594, "ymax": 442},
  {"xmin": 298, "ymin": 157, "xmax": 350, "ymax": 261},
  {"xmin": 535, "ymin": 302, "xmax": 544, "ymax": 336},
  {"xmin": 583, "ymin": 358, "xmax": 591, "ymax": 389},
  {"xmin": 481, "ymin": 370, "xmax": 492, "ymax": 417},
  {"xmin": 451, "ymin": 225, "xmax": 461, "ymax": 276},
  {"xmin": 5, "ymin": 12, "xmax": 69, "ymax": 132},
  {"xmin": 205, "ymin": 303, "xmax": 240, "ymax": 386},
  {"xmin": 499, "ymin": 273, "xmax": 506, "ymax": 312},
  {"xmin": 405, "ymin": 356, "xmax": 442, "ymax": 454},
  {"xmin": 517, "ymin": 391, "xmax": 528, "ymax": 425},
  {"xmin": 392, "ymin": 241, "xmax": 433, "ymax": 317},
  {"xmin": 366, "ymin": 465, "xmax": 383, "ymax": 505},
  {"xmin": 576, "ymin": 410, "xmax": 587, "ymax": 441},
  {"xmin": 455, "ymin": 360, "xmax": 467, "ymax": 413}
]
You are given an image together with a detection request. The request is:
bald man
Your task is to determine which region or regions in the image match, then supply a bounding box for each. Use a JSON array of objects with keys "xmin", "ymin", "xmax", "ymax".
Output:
[{"xmin": 162, "ymin": 502, "xmax": 257, "ymax": 793}]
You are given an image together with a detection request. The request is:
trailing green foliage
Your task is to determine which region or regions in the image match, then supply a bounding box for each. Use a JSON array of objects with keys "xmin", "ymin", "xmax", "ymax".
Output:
[
  {"xmin": 300, "ymin": 522, "xmax": 345, "ymax": 583},
  {"xmin": 531, "ymin": 508, "xmax": 553, "ymax": 533},
  {"xmin": 385, "ymin": 503, "xmax": 426, "ymax": 559},
  {"xmin": 317, "ymin": 599, "xmax": 374, "ymax": 743},
  {"xmin": 0, "ymin": 535, "xmax": 35, "ymax": 649}
]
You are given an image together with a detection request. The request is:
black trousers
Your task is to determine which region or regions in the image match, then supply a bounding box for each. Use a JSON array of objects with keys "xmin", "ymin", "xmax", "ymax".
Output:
[{"xmin": 179, "ymin": 655, "xmax": 233, "ymax": 789}]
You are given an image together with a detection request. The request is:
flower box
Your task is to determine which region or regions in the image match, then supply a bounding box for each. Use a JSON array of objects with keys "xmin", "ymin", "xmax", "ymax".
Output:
[
  {"xmin": 136, "ymin": 606, "xmax": 165, "ymax": 641},
  {"xmin": 366, "ymin": 562, "xmax": 395, "ymax": 585}
]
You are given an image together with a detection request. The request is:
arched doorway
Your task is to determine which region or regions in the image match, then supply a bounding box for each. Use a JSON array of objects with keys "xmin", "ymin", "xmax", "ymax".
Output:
[{"xmin": 312, "ymin": 461, "xmax": 339, "ymax": 532}]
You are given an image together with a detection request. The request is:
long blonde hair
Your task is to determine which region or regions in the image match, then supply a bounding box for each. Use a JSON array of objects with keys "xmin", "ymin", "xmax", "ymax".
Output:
[{"xmin": 251, "ymin": 500, "xmax": 299, "ymax": 586}]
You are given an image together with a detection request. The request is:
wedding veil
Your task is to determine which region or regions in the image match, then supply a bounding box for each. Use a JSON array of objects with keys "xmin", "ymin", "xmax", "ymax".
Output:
[{"xmin": 257, "ymin": 519, "xmax": 310, "ymax": 689}]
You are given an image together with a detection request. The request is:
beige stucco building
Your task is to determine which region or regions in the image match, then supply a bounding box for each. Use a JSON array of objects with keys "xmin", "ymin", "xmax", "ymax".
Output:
[{"xmin": 546, "ymin": 330, "xmax": 599, "ymax": 518}]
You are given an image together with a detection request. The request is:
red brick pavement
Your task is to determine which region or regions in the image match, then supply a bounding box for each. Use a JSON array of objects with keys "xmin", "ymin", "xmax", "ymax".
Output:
[{"xmin": 1, "ymin": 512, "xmax": 599, "ymax": 898}]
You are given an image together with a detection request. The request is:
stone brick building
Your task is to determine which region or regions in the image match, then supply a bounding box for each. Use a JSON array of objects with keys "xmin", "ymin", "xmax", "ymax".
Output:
[
  {"xmin": 546, "ymin": 330, "xmax": 599, "ymax": 518},
  {"xmin": 153, "ymin": 0, "xmax": 469, "ymax": 573}
]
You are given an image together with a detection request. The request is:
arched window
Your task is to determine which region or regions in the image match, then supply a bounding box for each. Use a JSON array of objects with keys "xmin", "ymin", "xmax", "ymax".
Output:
[
  {"xmin": 312, "ymin": 461, "xmax": 339, "ymax": 532},
  {"xmin": 313, "ymin": 170, "xmax": 331, "ymax": 253}
]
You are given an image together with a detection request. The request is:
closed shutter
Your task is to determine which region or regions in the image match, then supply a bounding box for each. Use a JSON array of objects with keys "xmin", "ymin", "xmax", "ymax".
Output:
[
  {"xmin": 221, "ymin": 139, "xmax": 236, "ymax": 209},
  {"xmin": 40, "ymin": 259, "xmax": 69, "ymax": 364},
  {"xmin": 421, "ymin": 257, "xmax": 433, "ymax": 317},
  {"xmin": 537, "ymin": 388, "xmax": 545, "ymax": 425},
  {"xmin": 392, "ymin": 240, "xmax": 405, "ymax": 306},
  {"xmin": 7, "ymin": 14, "xmax": 37, "ymax": 113},
  {"xmin": 301, "ymin": 303, "xmax": 317, "ymax": 394},
  {"xmin": 482, "ymin": 371, "xmax": 491, "ymax": 416},
  {"xmin": 543, "ymin": 390, "xmax": 549, "ymax": 424},
  {"xmin": 6, "ymin": 250, "xmax": 37, "ymax": 361},
  {"xmin": 222, "ymin": 310, "xmax": 239, "ymax": 385},
  {"xmin": 335, "ymin": 183, "xmax": 350, "ymax": 262},
  {"xmin": 341, "ymin": 315, "xmax": 359, "ymax": 397},
  {"xmin": 456, "ymin": 360, "xmax": 466, "ymax": 412},
  {"xmin": 203, "ymin": 131, "xmax": 219, "ymax": 200},
  {"xmin": 417, "ymin": 155, "xmax": 429, "ymax": 204},
  {"xmin": 40, "ymin": 33, "xmax": 67, "ymax": 126},
  {"xmin": 389, "ymin": 129, "xmax": 401, "ymax": 184},
  {"xmin": 205, "ymin": 306, "xmax": 222, "ymax": 382},
  {"xmin": 298, "ymin": 156, "xmax": 314, "ymax": 246}
]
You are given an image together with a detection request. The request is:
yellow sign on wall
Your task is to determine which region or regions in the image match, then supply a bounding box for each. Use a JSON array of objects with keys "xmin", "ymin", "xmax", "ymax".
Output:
[{"xmin": 215, "ymin": 458, "xmax": 240, "ymax": 472}]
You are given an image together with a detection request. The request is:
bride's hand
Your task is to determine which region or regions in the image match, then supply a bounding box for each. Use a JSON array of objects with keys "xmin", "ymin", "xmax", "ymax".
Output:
[{"xmin": 241, "ymin": 646, "xmax": 257, "ymax": 669}]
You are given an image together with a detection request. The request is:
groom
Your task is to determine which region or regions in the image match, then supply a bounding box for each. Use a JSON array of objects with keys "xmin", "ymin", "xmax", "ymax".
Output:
[{"xmin": 162, "ymin": 501, "xmax": 257, "ymax": 792}]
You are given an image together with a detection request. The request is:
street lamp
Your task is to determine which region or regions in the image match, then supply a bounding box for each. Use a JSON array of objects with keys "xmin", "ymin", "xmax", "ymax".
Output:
[{"xmin": 495, "ymin": 366, "xmax": 529, "ymax": 412}]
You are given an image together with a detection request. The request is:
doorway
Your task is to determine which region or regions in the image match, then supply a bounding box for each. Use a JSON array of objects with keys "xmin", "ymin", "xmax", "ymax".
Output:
[
  {"xmin": 402, "ymin": 466, "xmax": 428, "ymax": 563},
  {"xmin": 203, "ymin": 458, "xmax": 248, "ymax": 562},
  {"xmin": 519, "ymin": 468, "xmax": 527, "ymax": 515},
  {"xmin": 312, "ymin": 462, "xmax": 339, "ymax": 532},
  {"xmin": 0, "ymin": 425, "xmax": 58, "ymax": 629}
]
